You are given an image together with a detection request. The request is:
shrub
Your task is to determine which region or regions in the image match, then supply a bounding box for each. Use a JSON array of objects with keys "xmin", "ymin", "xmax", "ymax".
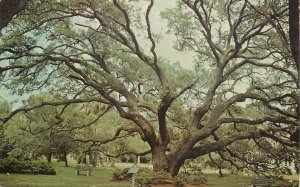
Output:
[
  {"xmin": 187, "ymin": 174, "xmax": 207, "ymax": 185},
  {"xmin": 140, "ymin": 156, "xmax": 150, "ymax": 163},
  {"xmin": 112, "ymin": 167, "xmax": 208, "ymax": 187},
  {"xmin": 0, "ymin": 158, "xmax": 22, "ymax": 173},
  {"xmin": 0, "ymin": 158, "xmax": 56, "ymax": 175},
  {"xmin": 112, "ymin": 168, "xmax": 132, "ymax": 181},
  {"xmin": 120, "ymin": 156, "xmax": 128, "ymax": 163},
  {"xmin": 135, "ymin": 168, "xmax": 172, "ymax": 187}
]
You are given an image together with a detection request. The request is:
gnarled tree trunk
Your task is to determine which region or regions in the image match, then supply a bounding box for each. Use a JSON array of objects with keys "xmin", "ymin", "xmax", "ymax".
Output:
[
  {"xmin": 167, "ymin": 140, "xmax": 195, "ymax": 176},
  {"xmin": 47, "ymin": 152, "xmax": 52, "ymax": 163},
  {"xmin": 152, "ymin": 145, "xmax": 168, "ymax": 171},
  {"xmin": 63, "ymin": 152, "xmax": 68, "ymax": 167}
]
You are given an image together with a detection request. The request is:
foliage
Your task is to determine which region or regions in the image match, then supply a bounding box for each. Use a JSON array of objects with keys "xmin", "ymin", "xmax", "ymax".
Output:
[
  {"xmin": 0, "ymin": 158, "xmax": 56, "ymax": 175},
  {"xmin": 112, "ymin": 168, "xmax": 132, "ymax": 181},
  {"xmin": 135, "ymin": 168, "xmax": 172, "ymax": 187},
  {"xmin": 3, "ymin": 93, "xmax": 96, "ymax": 162},
  {"xmin": 175, "ymin": 159, "xmax": 208, "ymax": 186},
  {"xmin": 0, "ymin": 101, "xmax": 13, "ymax": 159},
  {"xmin": 133, "ymin": 168, "xmax": 207, "ymax": 187}
]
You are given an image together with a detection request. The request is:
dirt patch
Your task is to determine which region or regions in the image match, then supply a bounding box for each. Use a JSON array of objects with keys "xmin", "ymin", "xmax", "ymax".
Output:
[{"xmin": 152, "ymin": 184, "xmax": 209, "ymax": 187}]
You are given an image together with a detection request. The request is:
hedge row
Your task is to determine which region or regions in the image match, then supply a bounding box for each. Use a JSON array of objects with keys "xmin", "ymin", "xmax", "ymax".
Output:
[
  {"xmin": 112, "ymin": 167, "xmax": 207, "ymax": 187},
  {"xmin": 0, "ymin": 158, "xmax": 56, "ymax": 175},
  {"xmin": 112, "ymin": 168, "xmax": 297, "ymax": 187}
]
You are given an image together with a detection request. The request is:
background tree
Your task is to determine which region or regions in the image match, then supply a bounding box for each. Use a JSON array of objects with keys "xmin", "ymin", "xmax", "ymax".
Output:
[
  {"xmin": 3, "ymin": 93, "xmax": 98, "ymax": 166},
  {"xmin": 0, "ymin": 0, "xmax": 298, "ymax": 176},
  {"xmin": 0, "ymin": 101, "xmax": 13, "ymax": 158},
  {"xmin": 73, "ymin": 102, "xmax": 151, "ymax": 164}
]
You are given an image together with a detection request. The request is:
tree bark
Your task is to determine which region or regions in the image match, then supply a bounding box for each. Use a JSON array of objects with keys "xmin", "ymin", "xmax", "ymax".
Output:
[
  {"xmin": 152, "ymin": 146, "xmax": 167, "ymax": 172},
  {"xmin": 167, "ymin": 155, "xmax": 186, "ymax": 177},
  {"xmin": 47, "ymin": 152, "xmax": 52, "ymax": 163},
  {"xmin": 167, "ymin": 140, "xmax": 195, "ymax": 176},
  {"xmin": 0, "ymin": 0, "xmax": 28, "ymax": 30},
  {"xmin": 63, "ymin": 152, "xmax": 68, "ymax": 167},
  {"xmin": 289, "ymin": 0, "xmax": 299, "ymax": 70},
  {"xmin": 288, "ymin": 0, "xmax": 300, "ymax": 143}
]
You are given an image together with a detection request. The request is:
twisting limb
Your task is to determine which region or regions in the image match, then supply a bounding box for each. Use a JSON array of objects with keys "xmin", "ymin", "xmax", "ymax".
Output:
[{"xmin": 0, "ymin": 98, "xmax": 109, "ymax": 124}]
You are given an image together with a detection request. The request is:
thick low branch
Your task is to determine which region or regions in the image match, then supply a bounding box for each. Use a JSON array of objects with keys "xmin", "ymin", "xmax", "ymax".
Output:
[
  {"xmin": 0, "ymin": 62, "xmax": 39, "ymax": 73},
  {"xmin": 189, "ymin": 129, "xmax": 263, "ymax": 159},
  {"xmin": 220, "ymin": 116, "xmax": 297, "ymax": 126},
  {"xmin": 262, "ymin": 131, "xmax": 299, "ymax": 147},
  {"xmin": 58, "ymin": 105, "xmax": 113, "ymax": 131},
  {"xmin": 74, "ymin": 125, "xmax": 147, "ymax": 152}
]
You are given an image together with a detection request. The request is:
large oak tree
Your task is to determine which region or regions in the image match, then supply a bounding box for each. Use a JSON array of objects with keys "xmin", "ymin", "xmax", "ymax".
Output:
[{"xmin": 0, "ymin": 0, "xmax": 299, "ymax": 176}]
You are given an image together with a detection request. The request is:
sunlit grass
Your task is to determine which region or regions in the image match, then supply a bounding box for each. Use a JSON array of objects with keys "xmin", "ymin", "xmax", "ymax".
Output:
[
  {"xmin": 0, "ymin": 161, "xmax": 298, "ymax": 187},
  {"xmin": 0, "ymin": 162, "xmax": 130, "ymax": 187},
  {"xmin": 205, "ymin": 174, "xmax": 252, "ymax": 187},
  {"xmin": 205, "ymin": 173, "xmax": 299, "ymax": 187}
]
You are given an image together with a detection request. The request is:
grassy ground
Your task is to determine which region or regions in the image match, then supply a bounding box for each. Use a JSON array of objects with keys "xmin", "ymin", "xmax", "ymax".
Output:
[
  {"xmin": 205, "ymin": 174, "xmax": 252, "ymax": 187},
  {"xmin": 0, "ymin": 162, "xmax": 298, "ymax": 187},
  {"xmin": 205, "ymin": 173, "xmax": 299, "ymax": 187},
  {"xmin": 0, "ymin": 162, "xmax": 130, "ymax": 187}
]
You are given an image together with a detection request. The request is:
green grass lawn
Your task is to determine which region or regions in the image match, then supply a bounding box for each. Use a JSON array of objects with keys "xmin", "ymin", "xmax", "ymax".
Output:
[
  {"xmin": 205, "ymin": 174, "xmax": 252, "ymax": 187},
  {"xmin": 205, "ymin": 173, "xmax": 299, "ymax": 187},
  {"xmin": 0, "ymin": 162, "xmax": 298, "ymax": 187},
  {"xmin": 0, "ymin": 162, "xmax": 130, "ymax": 187}
]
